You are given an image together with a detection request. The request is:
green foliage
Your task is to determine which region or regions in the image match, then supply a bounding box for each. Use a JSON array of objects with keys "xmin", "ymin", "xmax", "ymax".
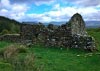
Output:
[
  {"xmin": 0, "ymin": 16, "xmax": 20, "ymax": 34},
  {"xmin": 87, "ymin": 28, "xmax": 100, "ymax": 50},
  {"xmin": 1, "ymin": 29, "xmax": 10, "ymax": 35}
]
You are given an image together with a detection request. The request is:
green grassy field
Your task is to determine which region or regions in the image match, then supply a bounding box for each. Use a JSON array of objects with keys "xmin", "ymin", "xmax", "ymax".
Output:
[{"xmin": 0, "ymin": 28, "xmax": 100, "ymax": 71}]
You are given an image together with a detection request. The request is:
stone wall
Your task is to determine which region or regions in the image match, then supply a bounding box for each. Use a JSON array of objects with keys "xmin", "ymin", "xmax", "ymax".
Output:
[
  {"xmin": 20, "ymin": 24, "xmax": 34, "ymax": 40},
  {"xmin": 0, "ymin": 34, "xmax": 21, "ymax": 42},
  {"xmin": 19, "ymin": 13, "xmax": 96, "ymax": 51},
  {"xmin": 0, "ymin": 13, "xmax": 97, "ymax": 51}
]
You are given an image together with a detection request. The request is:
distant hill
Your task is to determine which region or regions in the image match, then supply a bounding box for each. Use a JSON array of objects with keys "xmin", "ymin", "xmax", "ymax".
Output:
[
  {"xmin": 23, "ymin": 21, "xmax": 100, "ymax": 28},
  {"xmin": 22, "ymin": 22, "xmax": 38, "ymax": 25},
  {"xmin": 85, "ymin": 21, "xmax": 100, "ymax": 28},
  {"xmin": 49, "ymin": 21, "xmax": 66, "ymax": 25},
  {"xmin": 0, "ymin": 16, "xmax": 20, "ymax": 34},
  {"xmin": 48, "ymin": 21, "xmax": 100, "ymax": 28}
]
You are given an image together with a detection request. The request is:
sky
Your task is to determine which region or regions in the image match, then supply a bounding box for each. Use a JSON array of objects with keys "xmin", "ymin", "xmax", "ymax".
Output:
[{"xmin": 0, "ymin": 0, "xmax": 100, "ymax": 22}]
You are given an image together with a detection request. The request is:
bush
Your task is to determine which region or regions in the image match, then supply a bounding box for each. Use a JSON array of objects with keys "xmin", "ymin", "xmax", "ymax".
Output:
[
  {"xmin": 1, "ymin": 29, "xmax": 10, "ymax": 35},
  {"xmin": 3, "ymin": 45, "xmax": 18, "ymax": 60},
  {"xmin": 0, "ymin": 44, "xmax": 27, "ymax": 60}
]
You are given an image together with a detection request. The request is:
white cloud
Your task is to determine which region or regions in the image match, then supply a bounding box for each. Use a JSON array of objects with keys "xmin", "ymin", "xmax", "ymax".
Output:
[
  {"xmin": 53, "ymin": 4, "xmax": 60, "ymax": 10},
  {"xmin": 10, "ymin": 0, "xmax": 56, "ymax": 6},
  {"xmin": 34, "ymin": 0, "xmax": 55, "ymax": 6},
  {"xmin": 43, "ymin": 6, "xmax": 100, "ymax": 22},
  {"xmin": 0, "ymin": 9, "xmax": 9, "ymax": 17},
  {"xmin": 12, "ymin": 4, "xmax": 28, "ymax": 12},
  {"xmin": 0, "ymin": 0, "xmax": 29, "ymax": 21},
  {"xmin": 1, "ymin": 0, "xmax": 11, "ymax": 9},
  {"xmin": 0, "ymin": 9, "xmax": 8, "ymax": 13},
  {"xmin": 17, "ymin": 6, "xmax": 100, "ymax": 22},
  {"xmin": 0, "ymin": 0, "xmax": 100, "ymax": 22},
  {"xmin": 64, "ymin": 0, "xmax": 100, "ymax": 7},
  {"xmin": 23, "ymin": 13, "xmax": 52, "ymax": 22}
]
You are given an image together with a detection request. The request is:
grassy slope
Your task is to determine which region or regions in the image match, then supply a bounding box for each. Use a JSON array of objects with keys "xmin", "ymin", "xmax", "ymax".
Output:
[{"xmin": 0, "ymin": 28, "xmax": 100, "ymax": 71}]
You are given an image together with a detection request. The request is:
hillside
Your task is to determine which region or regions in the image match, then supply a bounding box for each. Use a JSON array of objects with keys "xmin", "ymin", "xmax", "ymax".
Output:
[{"xmin": 0, "ymin": 16, "xmax": 20, "ymax": 34}]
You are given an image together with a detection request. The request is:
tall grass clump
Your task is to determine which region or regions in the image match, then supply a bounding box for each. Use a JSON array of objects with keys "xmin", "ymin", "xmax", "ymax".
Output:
[
  {"xmin": 11, "ymin": 53, "xmax": 36, "ymax": 71},
  {"xmin": 0, "ymin": 44, "xmax": 39, "ymax": 71},
  {"xmin": 3, "ymin": 45, "xmax": 18, "ymax": 60},
  {"xmin": 0, "ymin": 44, "xmax": 27, "ymax": 60}
]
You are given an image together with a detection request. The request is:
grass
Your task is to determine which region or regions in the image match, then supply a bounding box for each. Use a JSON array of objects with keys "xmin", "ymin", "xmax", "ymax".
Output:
[
  {"xmin": 0, "ymin": 41, "xmax": 11, "ymax": 48},
  {"xmin": 87, "ymin": 28, "xmax": 100, "ymax": 50},
  {"xmin": 0, "ymin": 62, "xmax": 13, "ymax": 71},
  {"xmin": 0, "ymin": 43, "xmax": 37, "ymax": 71},
  {"xmin": 29, "ymin": 45, "xmax": 100, "ymax": 71},
  {"xmin": 0, "ymin": 28, "xmax": 100, "ymax": 71}
]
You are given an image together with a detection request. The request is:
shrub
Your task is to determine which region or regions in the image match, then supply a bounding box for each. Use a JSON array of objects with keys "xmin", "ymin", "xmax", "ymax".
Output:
[
  {"xmin": 0, "ymin": 44, "xmax": 27, "ymax": 60},
  {"xmin": 17, "ymin": 45, "xmax": 27, "ymax": 53},
  {"xmin": 1, "ymin": 29, "xmax": 10, "ymax": 35},
  {"xmin": 3, "ymin": 45, "xmax": 18, "ymax": 60}
]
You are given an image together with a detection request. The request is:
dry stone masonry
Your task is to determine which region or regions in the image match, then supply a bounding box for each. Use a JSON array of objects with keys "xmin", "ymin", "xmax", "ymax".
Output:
[
  {"xmin": 0, "ymin": 13, "xmax": 96, "ymax": 51},
  {"xmin": 69, "ymin": 13, "xmax": 86, "ymax": 35}
]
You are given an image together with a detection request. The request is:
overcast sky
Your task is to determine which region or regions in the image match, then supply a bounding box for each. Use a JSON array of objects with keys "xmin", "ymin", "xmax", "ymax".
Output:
[{"xmin": 0, "ymin": 0, "xmax": 100, "ymax": 22}]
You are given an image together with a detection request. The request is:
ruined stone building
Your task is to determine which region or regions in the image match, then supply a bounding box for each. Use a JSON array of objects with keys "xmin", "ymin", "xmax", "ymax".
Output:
[
  {"xmin": 20, "ymin": 13, "xmax": 96, "ymax": 51},
  {"xmin": 0, "ymin": 13, "xmax": 96, "ymax": 51}
]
